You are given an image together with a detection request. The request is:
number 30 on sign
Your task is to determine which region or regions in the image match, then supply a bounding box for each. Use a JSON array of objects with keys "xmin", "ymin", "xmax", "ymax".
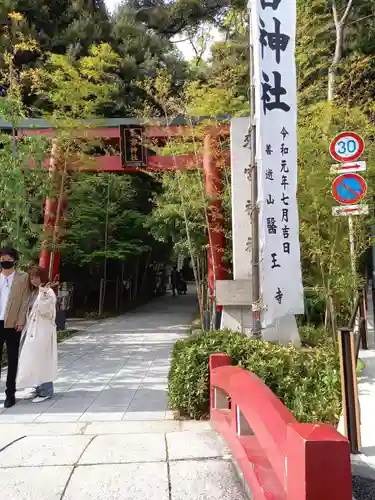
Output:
[{"xmin": 330, "ymin": 132, "xmax": 365, "ymax": 163}]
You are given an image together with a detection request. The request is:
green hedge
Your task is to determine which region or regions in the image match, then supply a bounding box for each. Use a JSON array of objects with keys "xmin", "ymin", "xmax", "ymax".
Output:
[{"xmin": 168, "ymin": 329, "xmax": 341, "ymax": 424}]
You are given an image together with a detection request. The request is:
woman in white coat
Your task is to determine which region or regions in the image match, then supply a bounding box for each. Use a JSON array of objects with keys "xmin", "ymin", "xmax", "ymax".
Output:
[{"xmin": 16, "ymin": 266, "xmax": 57, "ymax": 403}]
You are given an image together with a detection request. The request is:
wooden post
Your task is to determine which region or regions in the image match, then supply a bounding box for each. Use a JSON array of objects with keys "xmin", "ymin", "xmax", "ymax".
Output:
[
  {"xmin": 338, "ymin": 327, "xmax": 361, "ymax": 453},
  {"xmin": 358, "ymin": 288, "xmax": 368, "ymax": 350},
  {"xmin": 98, "ymin": 278, "xmax": 105, "ymax": 317}
]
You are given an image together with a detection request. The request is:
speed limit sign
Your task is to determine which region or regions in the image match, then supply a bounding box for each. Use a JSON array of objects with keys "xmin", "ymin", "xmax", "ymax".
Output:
[{"xmin": 330, "ymin": 132, "xmax": 365, "ymax": 162}]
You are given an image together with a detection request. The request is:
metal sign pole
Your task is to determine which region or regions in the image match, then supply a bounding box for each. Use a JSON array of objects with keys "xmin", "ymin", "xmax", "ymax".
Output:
[
  {"xmin": 249, "ymin": 7, "xmax": 262, "ymax": 338},
  {"xmin": 372, "ymin": 198, "xmax": 375, "ymax": 322},
  {"xmin": 348, "ymin": 215, "xmax": 356, "ymax": 277},
  {"xmin": 348, "ymin": 215, "xmax": 359, "ymax": 336},
  {"xmin": 329, "ymin": 133, "xmax": 368, "ymax": 286}
]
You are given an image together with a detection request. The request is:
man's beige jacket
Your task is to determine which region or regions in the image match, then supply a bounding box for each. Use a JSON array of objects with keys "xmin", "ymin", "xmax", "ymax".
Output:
[{"xmin": 2, "ymin": 271, "xmax": 30, "ymax": 329}]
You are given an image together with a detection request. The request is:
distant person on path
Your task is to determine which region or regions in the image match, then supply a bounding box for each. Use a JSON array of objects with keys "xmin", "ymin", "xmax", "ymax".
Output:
[
  {"xmin": 177, "ymin": 269, "xmax": 187, "ymax": 295},
  {"xmin": 0, "ymin": 247, "xmax": 30, "ymax": 408},
  {"xmin": 16, "ymin": 266, "xmax": 58, "ymax": 403},
  {"xmin": 171, "ymin": 266, "xmax": 180, "ymax": 297}
]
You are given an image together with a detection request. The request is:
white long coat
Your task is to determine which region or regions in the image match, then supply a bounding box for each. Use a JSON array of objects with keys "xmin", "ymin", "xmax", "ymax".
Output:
[{"xmin": 16, "ymin": 287, "xmax": 58, "ymax": 389}]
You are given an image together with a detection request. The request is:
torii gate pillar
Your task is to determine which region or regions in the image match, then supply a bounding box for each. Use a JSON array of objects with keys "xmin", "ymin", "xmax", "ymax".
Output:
[
  {"xmin": 39, "ymin": 139, "xmax": 63, "ymax": 281},
  {"xmin": 203, "ymin": 133, "xmax": 227, "ymax": 306}
]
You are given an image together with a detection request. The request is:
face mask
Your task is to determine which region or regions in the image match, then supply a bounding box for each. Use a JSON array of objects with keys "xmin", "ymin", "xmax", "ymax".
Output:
[{"xmin": 0, "ymin": 261, "xmax": 15, "ymax": 270}]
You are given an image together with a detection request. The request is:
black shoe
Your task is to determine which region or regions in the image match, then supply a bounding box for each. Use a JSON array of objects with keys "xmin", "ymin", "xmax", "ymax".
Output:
[{"xmin": 4, "ymin": 397, "xmax": 16, "ymax": 409}]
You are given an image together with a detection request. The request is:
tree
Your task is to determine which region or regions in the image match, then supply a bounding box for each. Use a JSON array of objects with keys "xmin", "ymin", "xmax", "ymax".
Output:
[
  {"xmin": 63, "ymin": 173, "xmax": 151, "ymax": 266},
  {"xmin": 183, "ymin": 81, "xmax": 246, "ymax": 118},
  {"xmin": 62, "ymin": 171, "xmax": 169, "ymax": 313},
  {"xmin": 148, "ymin": 169, "xmax": 211, "ymax": 319},
  {"xmin": 142, "ymin": 69, "xmax": 233, "ymax": 323},
  {"xmin": 61, "ymin": 0, "xmax": 111, "ymax": 57},
  {"xmin": 0, "ymin": 3, "xmax": 112, "ymax": 114},
  {"xmin": 0, "ymin": 12, "xmax": 51, "ymax": 264},
  {"xmin": 110, "ymin": 2, "xmax": 189, "ymax": 115},
  {"xmin": 328, "ymin": 0, "xmax": 353, "ymax": 101},
  {"xmin": 2, "ymin": 0, "xmax": 110, "ymax": 56},
  {"xmin": 0, "ymin": 126, "xmax": 50, "ymax": 263},
  {"xmin": 132, "ymin": 0, "xmax": 240, "ymax": 36},
  {"xmin": 296, "ymin": 0, "xmax": 332, "ymax": 104},
  {"xmin": 29, "ymin": 42, "xmax": 123, "ymax": 118},
  {"xmin": 296, "ymin": 0, "xmax": 375, "ymax": 110}
]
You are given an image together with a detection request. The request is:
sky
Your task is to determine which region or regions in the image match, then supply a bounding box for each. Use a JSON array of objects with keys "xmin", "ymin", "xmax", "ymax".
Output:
[
  {"xmin": 106, "ymin": 0, "xmax": 120, "ymax": 10},
  {"xmin": 104, "ymin": 0, "xmax": 219, "ymax": 61}
]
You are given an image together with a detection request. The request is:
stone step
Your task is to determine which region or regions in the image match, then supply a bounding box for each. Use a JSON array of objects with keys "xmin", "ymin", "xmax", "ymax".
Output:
[
  {"xmin": 0, "ymin": 420, "xmax": 211, "ymax": 441},
  {"xmin": 0, "ymin": 422, "xmax": 248, "ymax": 500}
]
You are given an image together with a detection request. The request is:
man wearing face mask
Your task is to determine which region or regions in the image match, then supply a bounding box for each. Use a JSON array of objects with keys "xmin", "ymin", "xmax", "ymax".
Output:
[{"xmin": 0, "ymin": 247, "xmax": 30, "ymax": 408}]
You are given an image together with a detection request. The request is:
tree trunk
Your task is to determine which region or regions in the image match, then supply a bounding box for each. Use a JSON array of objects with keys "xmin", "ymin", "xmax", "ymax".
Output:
[
  {"xmin": 133, "ymin": 258, "xmax": 139, "ymax": 300},
  {"xmin": 328, "ymin": 25, "xmax": 343, "ymax": 101},
  {"xmin": 140, "ymin": 250, "xmax": 152, "ymax": 293},
  {"xmin": 328, "ymin": 0, "xmax": 353, "ymax": 101}
]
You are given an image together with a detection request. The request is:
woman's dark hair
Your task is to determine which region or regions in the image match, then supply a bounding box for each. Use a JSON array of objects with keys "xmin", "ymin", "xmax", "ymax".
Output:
[
  {"xmin": 0, "ymin": 247, "xmax": 19, "ymax": 261},
  {"xmin": 28, "ymin": 265, "xmax": 49, "ymax": 285}
]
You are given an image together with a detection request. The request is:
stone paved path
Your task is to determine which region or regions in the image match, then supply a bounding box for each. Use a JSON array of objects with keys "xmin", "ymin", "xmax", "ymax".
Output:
[
  {"xmin": 0, "ymin": 291, "xmax": 197, "ymax": 423},
  {"xmin": 0, "ymin": 290, "xmax": 247, "ymax": 499}
]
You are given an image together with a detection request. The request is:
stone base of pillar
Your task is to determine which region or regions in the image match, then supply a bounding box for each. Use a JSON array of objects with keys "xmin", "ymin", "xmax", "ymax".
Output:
[
  {"xmin": 216, "ymin": 280, "xmax": 300, "ymax": 346},
  {"xmin": 216, "ymin": 280, "xmax": 253, "ymax": 335}
]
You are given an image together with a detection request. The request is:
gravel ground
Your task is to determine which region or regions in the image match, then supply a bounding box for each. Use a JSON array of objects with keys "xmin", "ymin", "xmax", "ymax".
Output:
[{"xmin": 352, "ymin": 475, "xmax": 375, "ymax": 500}]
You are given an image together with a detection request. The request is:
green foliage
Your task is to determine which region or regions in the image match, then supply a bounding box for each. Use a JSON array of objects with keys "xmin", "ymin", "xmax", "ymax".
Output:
[
  {"xmin": 168, "ymin": 329, "xmax": 341, "ymax": 424},
  {"xmin": 0, "ymin": 3, "xmax": 188, "ymax": 116},
  {"xmin": 132, "ymin": 0, "xmax": 375, "ymax": 115},
  {"xmin": 204, "ymin": 34, "xmax": 249, "ymax": 105},
  {"xmin": 108, "ymin": 3, "xmax": 189, "ymax": 115},
  {"xmin": 184, "ymin": 80, "xmax": 247, "ymax": 117},
  {"xmin": 148, "ymin": 171, "xmax": 208, "ymax": 258},
  {"xmin": 179, "ymin": 6, "xmax": 250, "ymax": 117},
  {"xmin": 0, "ymin": 20, "xmax": 52, "ymax": 264},
  {"xmin": 0, "ymin": 1, "xmax": 110, "ymax": 58},
  {"xmin": 0, "ymin": 130, "xmax": 50, "ymax": 262},
  {"xmin": 30, "ymin": 43, "xmax": 123, "ymax": 119},
  {"xmin": 296, "ymin": 0, "xmax": 332, "ymax": 104},
  {"xmin": 3, "ymin": 0, "xmax": 375, "ymax": 120},
  {"xmin": 298, "ymin": 325, "xmax": 328, "ymax": 347},
  {"xmin": 296, "ymin": 0, "xmax": 375, "ymax": 108},
  {"xmin": 298, "ymin": 103, "xmax": 375, "ymax": 323},
  {"xmin": 63, "ymin": 173, "xmax": 153, "ymax": 266},
  {"xmin": 132, "ymin": 0, "xmax": 235, "ymax": 36}
]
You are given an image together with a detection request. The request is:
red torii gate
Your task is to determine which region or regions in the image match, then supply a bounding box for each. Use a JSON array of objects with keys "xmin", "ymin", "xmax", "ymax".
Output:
[{"xmin": 18, "ymin": 118, "xmax": 228, "ymax": 301}]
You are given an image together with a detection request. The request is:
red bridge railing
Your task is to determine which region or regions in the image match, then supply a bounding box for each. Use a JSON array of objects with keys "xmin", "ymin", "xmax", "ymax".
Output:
[{"xmin": 209, "ymin": 353, "xmax": 352, "ymax": 500}]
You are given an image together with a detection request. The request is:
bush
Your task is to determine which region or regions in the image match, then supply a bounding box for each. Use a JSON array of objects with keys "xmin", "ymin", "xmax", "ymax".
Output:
[
  {"xmin": 299, "ymin": 324, "xmax": 329, "ymax": 347},
  {"xmin": 168, "ymin": 329, "xmax": 341, "ymax": 424}
]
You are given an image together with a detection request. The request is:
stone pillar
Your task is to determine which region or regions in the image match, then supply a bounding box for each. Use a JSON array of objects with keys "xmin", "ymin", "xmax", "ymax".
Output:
[
  {"xmin": 220, "ymin": 118, "xmax": 253, "ymax": 333},
  {"xmin": 219, "ymin": 118, "xmax": 300, "ymax": 344},
  {"xmin": 231, "ymin": 118, "xmax": 252, "ymax": 281}
]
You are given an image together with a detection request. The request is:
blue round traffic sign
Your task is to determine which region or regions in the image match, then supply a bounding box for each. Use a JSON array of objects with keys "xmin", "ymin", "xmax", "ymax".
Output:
[{"xmin": 332, "ymin": 173, "xmax": 367, "ymax": 205}]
